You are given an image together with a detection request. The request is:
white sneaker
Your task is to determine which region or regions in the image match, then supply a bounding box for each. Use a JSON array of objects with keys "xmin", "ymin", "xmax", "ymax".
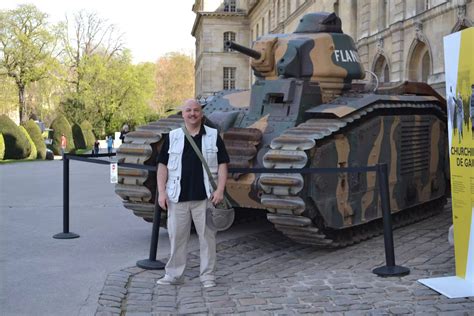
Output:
[
  {"xmin": 202, "ymin": 280, "xmax": 216, "ymax": 288},
  {"xmin": 156, "ymin": 275, "xmax": 184, "ymax": 285}
]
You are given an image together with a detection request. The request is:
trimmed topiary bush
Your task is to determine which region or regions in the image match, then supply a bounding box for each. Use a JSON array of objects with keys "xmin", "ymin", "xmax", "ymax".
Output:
[
  {"xmin": 0, "ymin": 133, "xmax": 5, "ymax": 160},
  {"xmin": 72, "ymin": 123, "xmax": 86, "ymax": 149},
  {"xmin": 50, "ymin": 114, "xmax": 74, "ymax": 155},
  {"xmin": 23, "ymin": 120, "xmax": 46, "ymax": 159},
  {"xmin": 19, "ymin": 126, "xmax": 37, "ymax": 160},
  {"xmin": 0, "ymin": 114, "xmax": 31, "ymax": 159},
  {"xmin": 81, "ymin": 120, "xmax": 95, "ymax": 148}
]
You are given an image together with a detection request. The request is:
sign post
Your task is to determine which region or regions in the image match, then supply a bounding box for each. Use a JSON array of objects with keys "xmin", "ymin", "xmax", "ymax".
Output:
[
  {"xmin": 418, "ymin": 27, "xmax": 474, "ymax": 298},
  {"xmin": 110, "ymin": 162, "xmax": 118, "ymax": 184}
]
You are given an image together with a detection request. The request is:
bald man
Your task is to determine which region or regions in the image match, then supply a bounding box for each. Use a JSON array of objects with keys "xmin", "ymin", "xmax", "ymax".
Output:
[{"xmin": 156, "ymin": 99, "xmax": 229, "ymax": 288}]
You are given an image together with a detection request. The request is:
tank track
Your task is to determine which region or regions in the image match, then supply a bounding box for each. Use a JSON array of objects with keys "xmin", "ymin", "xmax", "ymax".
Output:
[
  {"xmin": 260, "ymin": 100, "xmax": 447, "ymax": 247},
  {"xmin": 223, "ymin": 127, "xmax": 263, "ymax": 178},
  {"xmin": 116, "ymin": 116, "xmax": 184, "ymax": 221}
]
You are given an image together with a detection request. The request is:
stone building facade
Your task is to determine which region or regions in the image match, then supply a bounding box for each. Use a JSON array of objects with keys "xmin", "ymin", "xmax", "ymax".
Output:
[
  {"xmin": 192, "ymin": 0, "xmax": 473, "ymax": 97},
  {"xmin": 192, "ymin": 0, "xmax": 253, "ymax": 98}
]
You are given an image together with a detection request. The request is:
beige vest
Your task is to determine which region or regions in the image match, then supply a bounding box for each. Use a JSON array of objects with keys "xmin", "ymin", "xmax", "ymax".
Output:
[{"xmin": 166, "ymin": 126, "xmax": 219, "ymax": 203}]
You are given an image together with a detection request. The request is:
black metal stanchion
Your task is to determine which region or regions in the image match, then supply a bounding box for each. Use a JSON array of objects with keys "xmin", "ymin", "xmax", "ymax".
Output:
[
  {"xmin": 137, "ymin": 187, "xmax": 165, "ymax": 269},
  {"xmin": 373, "ymin": 163, "xmax": 409, "ymax": 277},
  {"xmin": 53, "ymin": 154, "xmax": 80, "ymax": 239}
]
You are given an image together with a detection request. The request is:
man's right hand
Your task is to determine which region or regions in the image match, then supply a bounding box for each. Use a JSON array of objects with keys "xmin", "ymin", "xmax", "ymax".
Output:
[{"xmin": 158, "ymin": 191, "xmax": 168, "ymax": 210}]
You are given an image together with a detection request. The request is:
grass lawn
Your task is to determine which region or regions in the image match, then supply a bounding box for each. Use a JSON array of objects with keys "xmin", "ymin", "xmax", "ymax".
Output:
[{"xmin": 74, "ymin": 149, "xmax": 93, "ymax": 155}]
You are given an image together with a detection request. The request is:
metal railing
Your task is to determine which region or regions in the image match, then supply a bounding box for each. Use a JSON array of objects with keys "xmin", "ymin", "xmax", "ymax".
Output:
[{"xmin": 52, "ymin": 152, "xmax": 409, "ymax": 276}]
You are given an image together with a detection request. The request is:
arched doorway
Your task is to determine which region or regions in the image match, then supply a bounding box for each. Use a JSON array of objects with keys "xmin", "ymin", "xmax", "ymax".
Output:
[
  {"xmin": 373, "ymin": 54, "xmax": 390, "ymax": 83},
  {"xmin": 407, "ymin": 41, "xmax": 431, "ymax": 83}
]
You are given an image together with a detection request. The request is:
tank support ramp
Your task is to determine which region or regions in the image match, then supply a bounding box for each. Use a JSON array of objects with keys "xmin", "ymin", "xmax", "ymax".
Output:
[{"xmin": 260, "ymin": 99, "xmax": 447, "ymax": 247}]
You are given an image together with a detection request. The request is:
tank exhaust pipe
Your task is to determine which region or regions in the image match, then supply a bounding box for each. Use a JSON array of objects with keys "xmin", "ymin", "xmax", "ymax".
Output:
[{"xmin": 224, "ymin": 41, "xmax": 261, "ymax": 60}]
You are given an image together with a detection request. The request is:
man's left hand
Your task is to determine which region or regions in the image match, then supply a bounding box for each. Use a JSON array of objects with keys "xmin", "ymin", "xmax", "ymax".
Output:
[{"xmin": 211, "ymin": 189, "xmax": 224, "ymax": 205}]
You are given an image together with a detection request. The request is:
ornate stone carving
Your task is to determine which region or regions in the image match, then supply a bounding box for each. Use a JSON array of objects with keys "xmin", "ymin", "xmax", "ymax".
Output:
[
  {"xmin": 376, "ymin": 37, "xmax": 384, "ymax": 55},
  {"xmin": 451, "ymin": 4, "xmax": 472, "ymax": 32},
  {"xmin": 414, "ymin": 21, "xmax": 426, "ymax": 43},
  {"xmin": 457, "ymin": 5, "xmax": 466, "ymax": 22}
]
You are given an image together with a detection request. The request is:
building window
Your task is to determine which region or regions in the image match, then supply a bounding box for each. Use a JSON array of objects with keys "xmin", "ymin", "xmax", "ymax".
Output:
[
  {"xmin": 223, "ymin": 67, "xmax": 236, "ymax": 90},
  {"xmin": 224, "ymin": 0, "xmax": 236, "ymax": 12},
  {"xmin": 416, "ymin": 0, "xmax": 429, "ymax": 14},
  {"xmin": 223, "ymin": 32, "xmax": 236, "ymax": 51}
]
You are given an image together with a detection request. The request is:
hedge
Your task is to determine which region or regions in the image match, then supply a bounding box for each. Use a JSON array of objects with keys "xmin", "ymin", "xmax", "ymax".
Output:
[
  {"xmin": 19, "ymin": 126, "xmax": 37, "ymax": 160},
  {"xmin": 23, "ymin": 120, "xmax": 46, "ymax": 159},
  {"xmin": 81, "ymin": 120, "xmax": 95, "ymax": 148},
  {"xmin": 72, "ymin": 123, "xmax": 86, "ymax": 149},
  {"xmin": 0, "ymin": 114, "xmax": 31, "ymax": 159},
  {"xmin": 0, "ymin": 133, "xmax": 4, "ymax": 160},
  {"xmin": 50, "ymin": 114, "xmax": 74, "ymax": 155}
]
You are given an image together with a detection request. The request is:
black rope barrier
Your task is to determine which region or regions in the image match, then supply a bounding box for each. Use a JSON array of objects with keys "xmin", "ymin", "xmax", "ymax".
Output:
[
  {"xmin": 228, "ymin": 166, "xmax": 379, "ymax": 174},
  {"xmin": 53, "ymin": 152, "xmax": 409, "ymax": 276},
  {"xmin": 53, "ymin": 154, "xmax": 79, "ymax": 239},
  {"xmin": 136, "ymin": 186, "xmax": 166, "ymax": 270},
  {"xmin": 372, "ymin": 163, "xmax": 410, "ymax": 277}
]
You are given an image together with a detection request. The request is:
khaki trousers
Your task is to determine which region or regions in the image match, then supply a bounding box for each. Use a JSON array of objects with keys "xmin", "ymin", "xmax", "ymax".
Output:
[{"xmin": 165, "ymin": 199, "xmax": 216, "ymax": 282}]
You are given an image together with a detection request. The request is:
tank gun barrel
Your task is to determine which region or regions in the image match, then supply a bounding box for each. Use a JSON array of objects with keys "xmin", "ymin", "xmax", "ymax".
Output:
[{"xmin": 225, "ymin": 41, "xmax": 261, "ymax": 60}]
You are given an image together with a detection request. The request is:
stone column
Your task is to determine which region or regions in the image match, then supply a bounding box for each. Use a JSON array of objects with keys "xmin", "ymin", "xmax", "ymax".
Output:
[{"xmin": 389, "ymin": 0, "xmax": 405, "ymax": 82}]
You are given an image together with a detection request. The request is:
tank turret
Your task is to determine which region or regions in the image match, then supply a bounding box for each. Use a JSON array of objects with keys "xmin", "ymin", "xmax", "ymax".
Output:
[{"xmin": 228, "ymin": 12, "xmax": 365, "ymax": 98}]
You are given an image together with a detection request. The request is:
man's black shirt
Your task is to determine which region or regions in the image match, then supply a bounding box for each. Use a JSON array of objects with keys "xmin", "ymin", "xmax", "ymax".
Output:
[{"xmin": 157, "ymin": 125, "xmax": 230, "ymax": 202}]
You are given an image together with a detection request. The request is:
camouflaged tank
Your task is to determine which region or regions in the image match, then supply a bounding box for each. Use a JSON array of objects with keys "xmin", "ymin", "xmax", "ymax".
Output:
[{"xmin": 116, "ymin": 12, "xmax": 449, "ymax": 247}]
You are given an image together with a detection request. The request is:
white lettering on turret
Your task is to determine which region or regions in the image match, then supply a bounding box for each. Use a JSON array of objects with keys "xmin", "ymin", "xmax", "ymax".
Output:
[
  {"xmin": 349, "ymin": 50, "xmax": 361, "ymax": 63},
  {"xmin": 345, "ymin": 50, "xmax": 353, "ymax": 62},
  {"xmin": 333, "ymin": 49, "xmax": 361, "ymax": 63}
]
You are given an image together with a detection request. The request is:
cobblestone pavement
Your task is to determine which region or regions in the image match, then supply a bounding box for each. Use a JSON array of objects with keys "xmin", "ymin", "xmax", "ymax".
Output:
[{"xmin": 96, "ymin": 204, "xmax": 474, "ymax": 315}]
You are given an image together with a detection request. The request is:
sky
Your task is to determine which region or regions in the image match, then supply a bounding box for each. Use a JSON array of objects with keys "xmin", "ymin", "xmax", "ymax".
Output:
[{"xmin": 1, "ymin": 0, "xmax": 197, "ymax": 64}]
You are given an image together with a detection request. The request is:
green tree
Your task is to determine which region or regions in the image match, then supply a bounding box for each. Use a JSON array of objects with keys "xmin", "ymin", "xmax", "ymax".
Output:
[
  {"xmin": 154, "ymin": 52, "xmax": 195, "ymax": 116},
  {"xmin": 23, "ymin": 119, "xmax": 46, "ymax": 159},
  {"xmin": 61, "ymin": 10, "xmax": 124, "ymax": 97},
  {"xmin": 0, "ymin": 133, "xmax": 5, "ymax": 160},
  {"xmin": 59, "ymin": 10, "xmax": 157, "ymax": 136},
  {"xmin": 80, "ymin": 120, "xmax": 95, "ymax": 148},
  {"xmin": 19, "ymin": 125, "xmax": 37, "ymax": 159},
  {"xmin": 0, "ymin": 75, "xmax": 17, "ymax": 116},
  {"xmin": 0, "ymin": 5, "xmax": 60, "ymax": 122},
  {"xmin": 50, "ymin": 114, "xmax": 74, "ymax": 154},
  {"xmin": 0, "ymin": 114, "xmax": 31, "ymax": 159},
  {"xmin": 64, "ymin": 52, "xmax": 156, "ymax": 137},
  {"xmin": 24, "ymin": 65, "xmax": 67, "ymax": 124},
  {"xmin": 105, "ymin": 60, "xmax": 157, "ymax": 133}
]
